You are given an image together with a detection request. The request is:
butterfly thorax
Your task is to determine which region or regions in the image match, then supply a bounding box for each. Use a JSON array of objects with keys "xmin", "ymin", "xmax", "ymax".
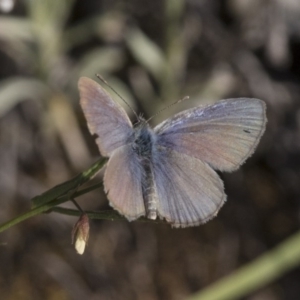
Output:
[
  {"xmin": 132, "ymin": 120, "xmax": 158, "ymax": 220},
  {"xmin": 132, "ymin": 121, "xmax": 154, "ymax": 158}
]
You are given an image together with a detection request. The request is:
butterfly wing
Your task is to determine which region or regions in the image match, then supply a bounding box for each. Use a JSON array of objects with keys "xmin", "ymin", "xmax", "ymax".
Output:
[
  {"xmin": 79, "ymin": 77, "xmax": 133, "ymax": 157},
  {"xmin": 154, "ymin": 98, "xmax": 266, "ymax": 172},
  {"xmin": 152, "ymin": 147, "xmax": 225, "ymax": 227},
  {"xmin": 104, "ymin": 144, "xmax": 146, "ymax": 220}
]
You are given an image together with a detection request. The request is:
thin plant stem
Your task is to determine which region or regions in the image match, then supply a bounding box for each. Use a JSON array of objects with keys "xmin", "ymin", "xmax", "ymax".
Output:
[
  {"xmin": 0, "ymin": 182, "xmax": 103, "ymax": 233},
  {"xmin": 71, "ymin": 198, "xmax": 84, "ymax": 213},
  {"xmin": 51, "ymin": 207, "xmax": 163, "ymax": 224}
]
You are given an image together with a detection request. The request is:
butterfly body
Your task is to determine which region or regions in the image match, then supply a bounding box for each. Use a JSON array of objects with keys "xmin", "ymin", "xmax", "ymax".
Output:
[
  {"xmin": 131, "ymin": 120, "xmax": 158, "ymax": 220},
  {"xmin": 79, "ymin": 77, "xmax": 267, "ymax": 228}
]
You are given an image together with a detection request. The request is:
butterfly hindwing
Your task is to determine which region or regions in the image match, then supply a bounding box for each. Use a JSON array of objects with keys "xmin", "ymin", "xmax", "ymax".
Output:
[
  {"xmin": 104, "ymin": 144, "xmax": 146, "ymax": 220},
  {"xmin": 152, "ymin": 147, "xmax": 226, "ymax": 227}
]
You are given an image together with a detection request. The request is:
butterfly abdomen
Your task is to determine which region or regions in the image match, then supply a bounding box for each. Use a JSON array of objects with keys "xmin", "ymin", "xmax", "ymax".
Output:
[{"xmin": 132, "ymin": 123, "xmax": 158, "ymax": 220}]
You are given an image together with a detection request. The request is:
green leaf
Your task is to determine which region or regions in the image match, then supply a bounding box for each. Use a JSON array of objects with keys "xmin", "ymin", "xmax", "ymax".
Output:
[
  {"xmin": 26, "ymin": 0, "xmax": 76, "ymax": 29},
  {"xmin": 125, "ymin": 27, "xmax": 166, "ymax": 81},
  {"xmin": 75, "ymin": 47, "xmax": 125, "ymax": 78},
  {"xmin": 31, "ymin": 157, "xmax": 108, "ymax": 207},
  {"xmin": 0, "ymin": 77, "xmax": 50, "ymax": 117},
  {"xmin": 0, "ymin": 16, "xmax": 33, "ymax": 42}
]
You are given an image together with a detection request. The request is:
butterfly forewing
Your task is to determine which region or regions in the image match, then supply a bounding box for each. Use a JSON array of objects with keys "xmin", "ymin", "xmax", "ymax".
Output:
[
  {"xmin": 104, "ymin": 144, "xmax": 146, "ymax": 220},
  {"xmin": 79, "ymin": 77, "xmax": 133, "ymax": 157},
  {"xmin": 155, "ymin": 98, "xmax": 266, "ymax": 172},
  {"xmin": 152, "ymin": 148, "xmax": 226, "ymax": 227}
]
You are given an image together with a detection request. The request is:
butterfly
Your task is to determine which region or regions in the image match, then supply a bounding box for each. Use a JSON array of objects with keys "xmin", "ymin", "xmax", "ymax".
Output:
[{"xmin": 79, "ymin": 77, "xmax": 267, "ymax": 228}]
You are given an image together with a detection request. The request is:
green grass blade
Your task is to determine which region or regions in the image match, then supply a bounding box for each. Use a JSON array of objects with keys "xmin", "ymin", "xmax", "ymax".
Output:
[
  {"xmin": 125, "ymin": 27, "xmax": 166, "ymax": 81},
  {"xmin": 188, "ymin": 230, "xmax": 300, "ymax": 300},
  {"xmin": 31, "ymin": 158, "xmax": 108, "ymax": 207},
  {"xmin": 0, "ymin": 182, "xmax": 104, "ymax": 233}
]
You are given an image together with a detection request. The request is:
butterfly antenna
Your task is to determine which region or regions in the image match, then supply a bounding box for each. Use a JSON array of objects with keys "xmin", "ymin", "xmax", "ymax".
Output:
[
  {"xmin": 96, "ymin": 74, "xmax": 139, "ymax": 119},
  {"xmin": 146, "ymin": 96, "xmax": 190, "ymax": 123}
]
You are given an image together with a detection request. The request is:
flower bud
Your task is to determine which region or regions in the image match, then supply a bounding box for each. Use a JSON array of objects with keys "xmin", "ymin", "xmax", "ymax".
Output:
[{"xmin": 72, "ymin": 213, "xmax": 89, "ymax": 255}]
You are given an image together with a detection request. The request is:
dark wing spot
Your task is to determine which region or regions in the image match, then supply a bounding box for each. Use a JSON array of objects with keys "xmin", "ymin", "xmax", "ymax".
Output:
[{"xmin": 243, "ymin": 129, "xmax": 251, "ymax": 134}]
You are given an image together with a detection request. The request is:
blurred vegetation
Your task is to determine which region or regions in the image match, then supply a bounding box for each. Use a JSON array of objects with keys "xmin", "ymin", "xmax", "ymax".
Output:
[{"xmin": 1, "ymin": 0, "xmax": 300, "ymax": 299}]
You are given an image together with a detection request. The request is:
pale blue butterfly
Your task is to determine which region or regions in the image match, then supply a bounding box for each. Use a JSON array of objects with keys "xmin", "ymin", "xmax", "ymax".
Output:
[{"xmin": 79, "ymin": 77, "xmax": 266, "ymax": 228}]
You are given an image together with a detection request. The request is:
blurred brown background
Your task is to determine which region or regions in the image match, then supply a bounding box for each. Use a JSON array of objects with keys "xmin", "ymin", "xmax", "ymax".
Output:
[{"xmin": 0, "ymin": 0, "xmax": 300, "ymax": 299}]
